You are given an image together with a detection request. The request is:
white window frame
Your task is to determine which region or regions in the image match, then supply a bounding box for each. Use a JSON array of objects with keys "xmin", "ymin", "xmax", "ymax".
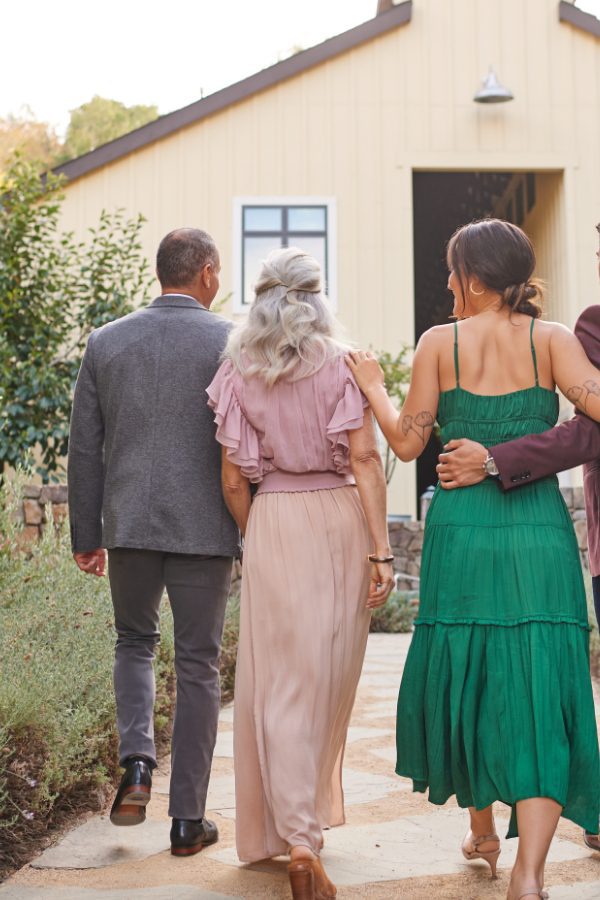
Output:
[{"xmin": 232, "ymin": 196, "xmax": 338, "ymax": 313}]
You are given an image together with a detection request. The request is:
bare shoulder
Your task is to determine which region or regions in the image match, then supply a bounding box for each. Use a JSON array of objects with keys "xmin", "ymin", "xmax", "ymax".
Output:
[
  {"xmin": 418, "ymin": 322, "xmax": 455, "ymax": 348},
  {"xmin": 538, "ymin": 320, "xmax": 578, "ymax": 347}
]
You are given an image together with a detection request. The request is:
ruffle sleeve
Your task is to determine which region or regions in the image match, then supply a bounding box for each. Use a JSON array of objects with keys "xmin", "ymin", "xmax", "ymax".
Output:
[
  {"xmin": 326, "ymin": 371, "xmax": 370, "ymax": 474},
  {"xmin": 206, "ymin": 360, "xmax": 265, "ymax": 483}
]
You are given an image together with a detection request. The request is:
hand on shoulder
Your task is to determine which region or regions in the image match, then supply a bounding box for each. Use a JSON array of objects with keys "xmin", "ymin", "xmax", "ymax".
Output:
[{"xmin": 345, "ymin": 350, "xmax": 385, "ymax": 397}]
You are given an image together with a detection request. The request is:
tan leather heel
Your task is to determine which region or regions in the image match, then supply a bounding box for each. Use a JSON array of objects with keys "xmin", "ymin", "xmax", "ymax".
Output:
[
  {"xmin": 288, "ymin": 860, "xmax": 315, "ymax": 900},
  {"xmin": 461, "ymin": 830, "xmax": 501, "ymax": 878},
  {"xmin": 312, "ymin": 857, "xmax": 336, "ymax": 899},
  {"xmin": 288, "ymin": 857, "xmax": 336, "ymax": 900}
]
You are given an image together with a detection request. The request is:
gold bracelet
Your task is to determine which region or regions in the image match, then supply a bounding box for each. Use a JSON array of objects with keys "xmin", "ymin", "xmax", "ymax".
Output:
[{"xmin": 367, "ymin": 553, "xmax": 394, "ymax": 564}]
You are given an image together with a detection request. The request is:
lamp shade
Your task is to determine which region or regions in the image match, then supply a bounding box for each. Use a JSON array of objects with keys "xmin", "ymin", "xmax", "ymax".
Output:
[{"xmin": 474, "ymin": 68, "xmax": 514, "ymax": 103}]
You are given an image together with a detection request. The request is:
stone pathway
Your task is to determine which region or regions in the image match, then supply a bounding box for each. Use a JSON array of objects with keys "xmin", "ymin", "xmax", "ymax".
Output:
[{"xmin": 2, "ymin": 634, "xmax": 599, "ymax": 899}]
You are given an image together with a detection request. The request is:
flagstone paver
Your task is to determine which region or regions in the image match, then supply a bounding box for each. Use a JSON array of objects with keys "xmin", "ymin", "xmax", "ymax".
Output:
[
  {"xmin": 30, "ymin": 817, "xmax": 169, "ymax": 869},
  {"xmin": 218, "ymin": 706, "xmax": 234, "ymax": 724},
  {"xmin": 550, "ymin": 886, "xmax": 600, "ymax": 899},
  {"xmin": 213, "ymin": 731, "xmax": 234, "ymax": 758},
  {"xmin": 369, "ymin": 746, "xmax": 398, "ymax": 763},
  {"xmin": 4, "ymin": 632, "xmax": 599, "ymax": 898},
  {"xmin": 212, "ymin": 810, "xmax": 589, "ymax": 885},
  {"xmin": 345, "ymin": 726, "xmax": 394, "ymax": 744}
]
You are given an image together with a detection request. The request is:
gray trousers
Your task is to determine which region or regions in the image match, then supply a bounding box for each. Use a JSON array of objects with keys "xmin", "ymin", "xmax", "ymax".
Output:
[{"xmin": 108, "ymin": 549, "xmax": 232, "ymax": 820}]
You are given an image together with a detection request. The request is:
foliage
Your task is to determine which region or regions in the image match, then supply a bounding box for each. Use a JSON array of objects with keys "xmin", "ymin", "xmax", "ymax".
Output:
[
  {"xmin": 220, "ymin": 592, "xmax": 240, "ymax": 703},
  {"xmin": 0, "ymin": 474, "xmax": 240, "ymax": 876},
  {"xmin": 0, "ymin": 108, "xmax": 62, "ymax": 177},
  {"xmin": 0, "ymin": 475, "xmax": 169, "ymax": 875},
  {"xmin": 61, "ymin": 96, "xmax": 158, "ymax": 161},
  {"xmin": 0, "ymin": 98, "xmax": 159, "ymax": 174},
  {"xmin": 369, "ymin": 590, "xmax": 418, "ymax": 633},
  {"xmin": 374, "ymin": 346, "xmax": 413, "ymax": 483},
  {"xmin": 0, "ymin": 156, "xmax": 153, "ymax": 480},
  {"xmin": 211, "ymin": 291, "xmax": 233, "ymax": 315}
]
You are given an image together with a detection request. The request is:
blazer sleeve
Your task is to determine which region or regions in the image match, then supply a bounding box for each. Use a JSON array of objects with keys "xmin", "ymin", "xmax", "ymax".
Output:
[
  {"xmin": 490, "ymin": 412, "xmax": 600, "ymax": 491},
  {"xmin": 67, "ymin": 332, "xmax": 105, "ymax": 552}
]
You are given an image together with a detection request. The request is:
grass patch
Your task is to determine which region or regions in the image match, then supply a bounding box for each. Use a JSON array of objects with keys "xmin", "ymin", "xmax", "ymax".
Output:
[
  {"xmin": 0, "ymin": 477, "xmax": 239, "ymax": 878},
  {"xmin": 369, "ymin": 590, "xmax": 418, "ymax": 633}
]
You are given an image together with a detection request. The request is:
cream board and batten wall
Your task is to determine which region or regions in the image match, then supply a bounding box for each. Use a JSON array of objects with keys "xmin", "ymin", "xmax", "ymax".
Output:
[{"xmin": 58, "ymin": 0, "xmax": 600, "ymax": 516}]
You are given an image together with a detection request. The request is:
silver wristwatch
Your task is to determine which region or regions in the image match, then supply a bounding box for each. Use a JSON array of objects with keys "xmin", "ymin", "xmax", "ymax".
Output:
[{"xmin": 483, "ymin": 454, "xmax": 499, "ymax": 477}]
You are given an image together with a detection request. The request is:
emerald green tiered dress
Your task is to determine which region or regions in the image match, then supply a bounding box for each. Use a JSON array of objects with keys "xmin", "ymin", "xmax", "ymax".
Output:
[{"xmin": 396, "ymin": 320, "xmax": 600, "ymax": 836}]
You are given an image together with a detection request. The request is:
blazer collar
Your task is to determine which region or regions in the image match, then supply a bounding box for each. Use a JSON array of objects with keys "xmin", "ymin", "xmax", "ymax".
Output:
[{"xmin": 149, "ymin": 294, "xmax": 210, "ymax": 310}]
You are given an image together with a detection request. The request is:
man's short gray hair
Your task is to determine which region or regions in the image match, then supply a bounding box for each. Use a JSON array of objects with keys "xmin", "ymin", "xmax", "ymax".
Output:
[{"xmin": 156, "ymin": 228, "xmax": 218, "ymax": 288}]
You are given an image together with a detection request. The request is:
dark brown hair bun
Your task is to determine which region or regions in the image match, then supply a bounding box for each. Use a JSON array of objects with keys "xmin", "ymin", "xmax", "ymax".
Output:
[{"xmin": 447, "ymin": 218, "xmax": 544, "ymax": 318}]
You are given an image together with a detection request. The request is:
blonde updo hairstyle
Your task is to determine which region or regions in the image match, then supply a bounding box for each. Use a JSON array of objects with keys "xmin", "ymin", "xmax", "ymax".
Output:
[
  {"xmin": 225, "ymin": 246, "xmax": 349, "ymax": 385},
  {"xmin": 447, "ymin": 218, "xmax": 544, "ymax": 319}
]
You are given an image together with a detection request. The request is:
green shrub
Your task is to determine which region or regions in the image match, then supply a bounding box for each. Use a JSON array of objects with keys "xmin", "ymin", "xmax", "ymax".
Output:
[
  {"xmin": 0, "ymin": 157, "xmax": 153, "ymax": 481},
  {"xmin": 220, "ymin": 593, "xmax": 240, "ymax": 704},
  {"xmin": 0, "ymin": 477, "xmax": 239, "ymax": 877},
  {"xmin": 369, "ymin": 590, "xmax": 418, "ymax": 633}
]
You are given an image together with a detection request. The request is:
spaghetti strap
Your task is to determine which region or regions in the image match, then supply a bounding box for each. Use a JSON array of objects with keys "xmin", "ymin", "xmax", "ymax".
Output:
[
  {"xmin": 453, "ymin": 321, "xmax": 460, "ymax": 387},
  {"xmin": 530, "ymin": 317, "xmax": 539, "ymax": 387}
]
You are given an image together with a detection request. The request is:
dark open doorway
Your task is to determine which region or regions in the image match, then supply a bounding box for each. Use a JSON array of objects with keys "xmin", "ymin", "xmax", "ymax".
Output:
[{"xmin": 413, "ymin": 170, "xmax": 537, "ymax": 511}]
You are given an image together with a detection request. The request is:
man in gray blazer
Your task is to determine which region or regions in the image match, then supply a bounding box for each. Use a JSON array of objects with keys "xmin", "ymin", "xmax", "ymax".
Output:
[{"xmin": 68, "ymin": 228, "xmax": 240, "ymax": 856}]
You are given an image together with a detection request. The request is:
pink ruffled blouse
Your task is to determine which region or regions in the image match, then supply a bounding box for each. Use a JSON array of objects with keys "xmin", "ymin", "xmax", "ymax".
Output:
[{"xmin": 206, "ymin": 355, "xmax": 369, "ymax": 493}]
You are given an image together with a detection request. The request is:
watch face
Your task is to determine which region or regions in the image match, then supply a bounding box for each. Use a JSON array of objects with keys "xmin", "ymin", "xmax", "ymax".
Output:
[{"xmin": 486, "ymin": 457, "xmax": 499, "ymax": 476}]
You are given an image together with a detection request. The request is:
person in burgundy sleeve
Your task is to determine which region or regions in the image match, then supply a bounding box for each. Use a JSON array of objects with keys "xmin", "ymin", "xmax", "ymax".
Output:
[{"xmin": 436, "ymin": 221, "xmax": 600, "ymax": 852}]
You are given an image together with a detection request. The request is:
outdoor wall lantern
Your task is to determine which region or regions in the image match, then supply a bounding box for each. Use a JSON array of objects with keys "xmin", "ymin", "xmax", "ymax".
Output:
[{"xmin": 474, "ymin": 67, "xmax": 514, "ymax": 103}]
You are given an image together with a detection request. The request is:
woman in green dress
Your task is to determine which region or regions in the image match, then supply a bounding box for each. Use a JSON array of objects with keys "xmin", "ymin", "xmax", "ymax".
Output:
[{"xmin": 347, "ymin": 219, "xmax": 600, "ymax": 900}]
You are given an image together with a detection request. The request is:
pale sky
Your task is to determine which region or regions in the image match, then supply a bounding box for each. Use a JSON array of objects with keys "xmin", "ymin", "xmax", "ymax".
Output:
[{"xmin": 3, "ymin": 0, "xmax": 600, "ymax": 136}]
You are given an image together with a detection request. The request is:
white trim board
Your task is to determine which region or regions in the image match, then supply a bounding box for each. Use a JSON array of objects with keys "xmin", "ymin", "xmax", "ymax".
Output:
[{"xmin": 232, "ymin": 195, "xmax": 338, "ymax": 313}]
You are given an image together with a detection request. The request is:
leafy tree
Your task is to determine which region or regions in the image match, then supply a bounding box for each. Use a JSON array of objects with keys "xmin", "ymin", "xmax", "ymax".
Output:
[
  {"xmin": 0, "ymin": 108, "xmax": 62, "ymax": 176},
  {"xmin": 0, "ymin": 157, "xmax": 153, "ymax": 481},
  {"xmin": 61, "ymin": 96, "xmax": 158, "ymax": 160},
  {"xmin": 375, "ymin": 347, "xmax": 412, "ymax": 484}
]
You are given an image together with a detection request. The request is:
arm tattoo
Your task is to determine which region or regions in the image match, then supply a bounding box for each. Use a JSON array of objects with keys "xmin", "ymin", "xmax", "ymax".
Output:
[
  {"xmin": 567, "ymin": 380, "xmax": 600, "ymax": 411},
  {"xmin": 401, "ymin": 411, "xmax": 435, "ymax": 445}
]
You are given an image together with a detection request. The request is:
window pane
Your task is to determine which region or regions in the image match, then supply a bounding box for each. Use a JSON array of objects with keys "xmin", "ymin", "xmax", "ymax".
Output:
[
  {"xmin": 287, "ymin": 206, "xmax": 326, "ymax": 232},
  {"xmin": 288, "ymin": 235, "xmax": 327, "ymax": 284},
  {"xmin": 244, "ymin": 206, "xmax": 282, "ymax": 232},
  {"xmin": 243, "ymin": 236, "xmax": 284, "ymax": 303}
]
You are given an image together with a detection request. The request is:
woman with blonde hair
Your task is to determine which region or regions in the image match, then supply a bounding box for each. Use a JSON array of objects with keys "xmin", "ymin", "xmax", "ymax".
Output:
[
  {"xmin": 207, "ymin": 246, "xmax": 394, "ymax": 900},
  {"xmin": 348, "ymin": 219, "xmax": 600, "ymax": 900}
]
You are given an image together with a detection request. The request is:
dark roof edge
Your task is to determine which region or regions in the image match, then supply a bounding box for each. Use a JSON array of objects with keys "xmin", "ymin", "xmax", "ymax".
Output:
[
  {"xmin": 559, "ymin": 1, "xmax": 600, "ymax": 39},
  {"xmin": 55, "ymin": 1, "xmax": 412, "ymax": 184}
]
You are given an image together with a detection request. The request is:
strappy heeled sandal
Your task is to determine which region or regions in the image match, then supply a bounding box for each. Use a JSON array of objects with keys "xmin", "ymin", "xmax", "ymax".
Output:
[
  {"xmin": 513, "ymin": 890, "xmax": 549, "ymax": 899},
  {"xmin": 583, "ymin": 830, "xmax": 600, "ymax": 851},
  {"xmin": 461, "ymin": 830, "xmax": 501, "ymax": 878}
]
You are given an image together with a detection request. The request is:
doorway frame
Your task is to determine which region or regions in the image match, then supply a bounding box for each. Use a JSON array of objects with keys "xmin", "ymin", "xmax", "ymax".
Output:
[{"xmin": 387, "ymin": 157, "xmax": 573, "ymax": 519}]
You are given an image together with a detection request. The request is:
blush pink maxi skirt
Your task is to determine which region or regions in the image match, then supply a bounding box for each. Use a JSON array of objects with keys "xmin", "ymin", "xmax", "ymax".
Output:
[{"xmin": 233, "ymin": 485, "xmax": 372, "ymax": 862}]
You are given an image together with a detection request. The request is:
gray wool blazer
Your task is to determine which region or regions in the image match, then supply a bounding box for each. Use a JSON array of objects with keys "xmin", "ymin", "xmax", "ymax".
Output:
[{"xmin": 67, "ymin": 295, "xmax": 240, "ymax": 557}]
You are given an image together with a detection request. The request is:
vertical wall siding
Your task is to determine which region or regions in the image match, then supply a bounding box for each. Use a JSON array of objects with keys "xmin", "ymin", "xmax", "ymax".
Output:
[{"xmin": 58, "ymin": 0, "xmax": 600, "ymax": 515}]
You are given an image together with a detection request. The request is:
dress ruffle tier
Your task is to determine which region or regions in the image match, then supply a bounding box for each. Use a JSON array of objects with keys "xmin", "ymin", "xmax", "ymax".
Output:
[{"xmin": 206, "ymin": 358, "xmax": 368, "ymax": 482}]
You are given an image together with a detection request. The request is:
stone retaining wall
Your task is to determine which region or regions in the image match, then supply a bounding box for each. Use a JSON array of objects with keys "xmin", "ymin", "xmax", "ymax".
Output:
[
  {"xmin": 17, "ymin": 484, "xmax": 69, "ymax": 547},
  {"xmin": 18, "ymin": 484, "xmax": 590, "ymax": 589}
]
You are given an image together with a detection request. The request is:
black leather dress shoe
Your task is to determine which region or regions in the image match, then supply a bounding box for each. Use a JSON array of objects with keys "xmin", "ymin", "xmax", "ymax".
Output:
[
  {"xmin": 110, "ymin": 757, "xmax": 152, "ymax": 826},
  {"xmin": 170, "ymin": 817, "xmax": 219, "ymax": 856}
]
